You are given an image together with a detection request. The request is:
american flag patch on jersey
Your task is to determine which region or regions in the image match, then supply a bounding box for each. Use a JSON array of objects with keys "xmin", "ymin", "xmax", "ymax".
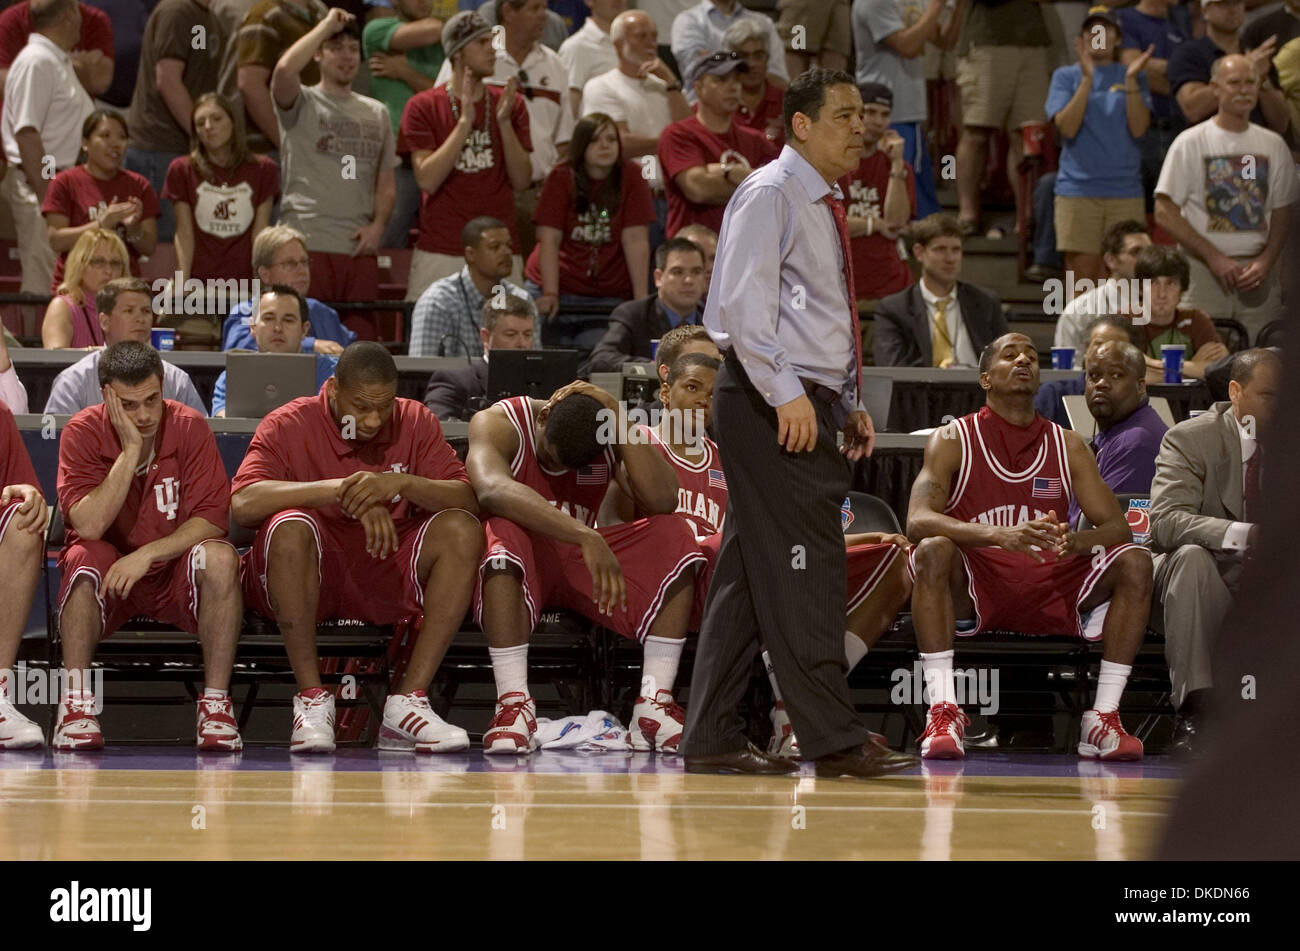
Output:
[
  {"xmin": 708, "ymin": 469, "xmax": 727, "ymax": 489},
  {"xmin": 1032, "ymin": 477, "xmax": 1062, "ymax": 499},
  {"xmin": 576, "ymin": 463, "xmax": 609, "ymax": 485}
]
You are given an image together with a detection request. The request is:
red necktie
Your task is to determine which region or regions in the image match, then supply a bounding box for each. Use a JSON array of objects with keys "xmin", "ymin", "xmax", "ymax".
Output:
[
  {"xmin": 1244, "ymin": 447, "xmax": 1262, "ymax": 522},
  {"xmin": 822, "ymin": 193, "xmax": 861, "ymax": 404}
]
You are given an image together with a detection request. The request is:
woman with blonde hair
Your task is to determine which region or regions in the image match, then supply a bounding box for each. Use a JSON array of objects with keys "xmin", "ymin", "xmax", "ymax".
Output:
[
  {"xmin": 163, "ymin": 93, "xmax": 278, "ymax": 287},
  {"xmin": 41, "ymin": 229, "xmax": 129, "ymax": 349}
]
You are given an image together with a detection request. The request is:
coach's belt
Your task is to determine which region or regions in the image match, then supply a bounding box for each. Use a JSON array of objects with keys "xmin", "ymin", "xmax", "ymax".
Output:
[{"xmin": 801, "ymin": 378, "xmax": 842, "ymax": 405}]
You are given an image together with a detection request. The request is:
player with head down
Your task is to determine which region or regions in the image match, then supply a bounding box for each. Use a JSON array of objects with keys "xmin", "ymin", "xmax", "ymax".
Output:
[
  {"xmin": 231, "ymin": 342, "xmax": 483, "ymax": 753},
  {"xmin": 0, "ymin": 400, "xmax": 50, "ymax": 748},
  {"xmin": 600, "ymin": 351, "xmax": 912, "ymax": 758},
  {"xmin": 466, "ymin": 380, "xmax": 705, "ymax": 754},
  {"xmin": 907, "ymin": 332, "xmax": 1153, "ymax": 760}
]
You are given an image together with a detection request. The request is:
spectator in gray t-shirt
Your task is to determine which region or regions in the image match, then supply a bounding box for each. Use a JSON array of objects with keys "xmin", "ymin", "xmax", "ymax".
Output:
[{"xmin": 270, "ymin": 10, "xmax": 397, "ymax": 328}]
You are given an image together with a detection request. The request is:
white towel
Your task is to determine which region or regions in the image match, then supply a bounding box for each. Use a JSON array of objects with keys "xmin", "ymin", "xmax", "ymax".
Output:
[{"xmin": 534, "ymin": 710, "xmax": 628, "ymax": 751}]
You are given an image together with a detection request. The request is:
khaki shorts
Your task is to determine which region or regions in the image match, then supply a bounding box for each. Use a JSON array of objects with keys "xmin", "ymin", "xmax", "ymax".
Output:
[
  {"xmin": 776, "ymin": 0, "xmax": 852, "ymax": 58},
  {"xmin": 1184, "ymin": 253, "xmax": 1283, "ymax": 345},
  {"xmin": 956, "ymin": 45, "xmax": 1050, "ymax": 130},
  {"xmin": 1054, "ymin": 195, "xmax": 1147, "ymax": 256},
  {"xmin": 406, "ymin": 249, "xmax": 524, "ymax": 302}
]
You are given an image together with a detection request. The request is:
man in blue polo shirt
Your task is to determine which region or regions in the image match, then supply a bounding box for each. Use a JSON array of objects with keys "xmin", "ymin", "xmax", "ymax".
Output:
[{"xmin": 213, "ymin": 285, "xmax": 338, "ymax": 417}]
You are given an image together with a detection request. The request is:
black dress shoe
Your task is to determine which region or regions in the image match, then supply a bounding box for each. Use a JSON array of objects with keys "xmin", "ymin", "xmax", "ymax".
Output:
[
  {"xmin": 815, "ymin": 739, "xmax": 919, "ymax": 778},
  {"xmin": 1170, "ymin": 713, "xmax": 1204, "ymax": 759},
  {"xmin": 684, "ymin": 742, "xmax": 800, "ymax": 775}
]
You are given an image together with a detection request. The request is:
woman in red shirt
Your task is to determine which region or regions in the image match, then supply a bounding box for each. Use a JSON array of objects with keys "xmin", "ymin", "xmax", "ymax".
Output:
[
  {"xmin": 164, "ymin": 94, "xmax": 279, "ymax": 289},
  {"xmin": 42, "ymin": 110, "xmax": 160, "ymax": 292},
  {"xmin": 41, "ymin": 229, "xmax": 129, "ymax": 349},
  {"xmin": 525, "ymin": 113, "xmax": 654, "ymax": 351}
]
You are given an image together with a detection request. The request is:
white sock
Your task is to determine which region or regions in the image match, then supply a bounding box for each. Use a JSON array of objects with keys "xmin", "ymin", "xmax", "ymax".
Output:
[
  {"xmin": 845, "ymin": 631, "xmax": 868, "ymax": 672},
  {"xmin": 761, "ymin": 649, "xmax": 784, "ymax": 703},
  {"xmin": 1093, "ymin": 660, "xmax": 1131, "ymax": 714},
  {"xmin": 920, "ymin": 650, "xmax": 958, "ymax": 707},
  {"xmin": 641, "ymin": 635, "xmax": 684, "ymax": 697},
  {"xmin": 203, "ymin": 687, "xmax": 228, "ymax": 699},
  {"xmin": 488, "ymin": 644, "xmax": 530, "ymax": 700}
]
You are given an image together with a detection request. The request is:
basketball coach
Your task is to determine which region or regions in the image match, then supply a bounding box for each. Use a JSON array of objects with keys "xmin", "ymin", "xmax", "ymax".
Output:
[{"xmin": 681, "ymin": 69, "xmax": 919, "ymax": 779}]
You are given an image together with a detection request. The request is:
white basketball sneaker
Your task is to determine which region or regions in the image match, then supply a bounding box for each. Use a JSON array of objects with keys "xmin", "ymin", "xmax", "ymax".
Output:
[
  {"xmin": 483, "ymin": 692, "xmax": 539, "ymax": 755},
  {"xmin": 0, "ymin": 674, "xmax": 43, "ymax": 749},
  {"xmin": 379, "ymin": 690, "xmax": 469, "ymax": 753},
  {"xmin": 291, "ymin": 687, "xmax": 336, "ymax": 753},
  {"xmin": 196, "ymin": 695, "xmax": 243, "ymax": 752},
  {"xmin": 628, "ymin": 689, "xmax": 685, "ymax": 753},
  {"xmin": 920, "ymin": 702, "xmax": 970, "ymax": 760},
  {"xmin": 767, "ymin": 701, "xmax": 800, "ymax": 759},
  {"xmin": 1078, "ymin": 709, "xmax": 1143, "ymax": 761},
  {"xmin": 52, "ymin": 693, "xmax": 104, "ymax": 751}
]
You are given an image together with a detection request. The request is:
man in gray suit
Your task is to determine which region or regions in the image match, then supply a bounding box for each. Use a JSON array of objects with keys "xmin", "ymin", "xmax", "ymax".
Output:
[
  {"xmin": 873, "ymin": 213, "xmax": 1007, "ymax": 368},
  {"xmin": 1149, "ymin": 348, "xmax": 1281, "ymax": 758}
]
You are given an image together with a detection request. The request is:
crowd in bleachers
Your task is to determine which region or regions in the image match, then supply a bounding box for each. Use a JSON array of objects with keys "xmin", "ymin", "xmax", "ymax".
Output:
[{"xmin": 0, "ymin": 0, "xmax": 1292, "ymax": 760}]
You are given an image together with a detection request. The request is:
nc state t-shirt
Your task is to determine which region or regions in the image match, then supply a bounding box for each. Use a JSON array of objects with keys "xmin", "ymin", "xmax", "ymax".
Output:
[
  {"xmin": 398, "ymin": 84, "xmax": 532, "ymax": 256},
  {"xmin": 837, "ymin": 149, "xmax": 916, "ymax": 300},
  {"xmin": 524, "ymin": 160, "xmax": 655, "ymax": 298},
  {"xmin": 658, "ymin": 115, "xmax": 776, "ymax": 237},
  {"xmin": 163, "ymin": 155, "xmax": 280, "ymax": 283},
  {"xmin": 42, "ymin": 166, "xmax": 161, "ymax": 291}
]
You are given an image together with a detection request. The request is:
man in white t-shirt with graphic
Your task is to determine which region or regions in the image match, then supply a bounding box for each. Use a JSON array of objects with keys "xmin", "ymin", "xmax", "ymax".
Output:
[{"xmin": 1155, "ymin": 54, "xmax": 1299, "ymax": 343}]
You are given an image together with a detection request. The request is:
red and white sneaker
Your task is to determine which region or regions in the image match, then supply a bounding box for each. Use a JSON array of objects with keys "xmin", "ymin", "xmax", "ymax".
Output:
[
  {"xmin": 767, "ymin": 701, "xmax": 799, "ymax": 759},
  {"xmin": 196, "ymin": 696, "xmax": 243, "ymax": 752},
  {"xmin": 53, "ymin": 693, "xmax": 104, "ymax": 751},
  {"xmin": 380, "ymin": 690, "xmax": 470, "ymax": 753},
  {"xmin": 290, "ymin": 687, "xmax": 336, "ymax": 753},
  {"xmin": 628, "ymin": 689, "xmax": 685, "ymax": 753},
  {"xmin": 484, "ymin": 692, "xmax": 539, "ymax": 755},
  {"xmin": 920, "ymin": 702, "xmax": 970, "ymax": 760},
  {"xmin": 1078, "ymin": 709, "xmax": 1143, "ymax": 761},
  {"xmin": 0, "ymin": 674, "xmax": 43, "ymax": 749}
]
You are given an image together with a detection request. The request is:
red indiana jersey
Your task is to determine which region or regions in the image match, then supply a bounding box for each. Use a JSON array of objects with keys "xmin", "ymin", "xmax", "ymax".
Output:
[
  {"xmin": 496, "ymin": 396, "xmax": 617, "ymax": 528},
  {"xmin": 232, "ymin": 383, "xmax": 468, "ymax": 525},
  {"xmin": 645, "ymin": 425, "xmax": 726, "ymax": 539},
  {"xmin": 1, "ymin": 399, "xmax": 39, "ymax": 489},
  {"xmin": 57, "ymin": 400, "xmax": 230, "ymax": 553}
]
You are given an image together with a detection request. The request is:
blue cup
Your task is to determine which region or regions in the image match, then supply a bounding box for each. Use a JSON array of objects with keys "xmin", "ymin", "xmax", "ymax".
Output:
[
  {"xmin": 151, "ymin": 328, "xmax": 175, "ymax": 351},
  {"xmin": 650, "ymin": 338, "xmax": 660, "ymax": 361},
  {"xmin": 1161, "ymin": 344, "xmax": 1185, "ymax": 383},
  {"xmin": 1051, "ymin": 346, "xmax": 1075, "ymax": 370}
]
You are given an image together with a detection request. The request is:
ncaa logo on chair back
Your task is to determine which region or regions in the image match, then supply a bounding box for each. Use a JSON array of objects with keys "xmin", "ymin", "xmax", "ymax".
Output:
[{"xmin": 153, "ymin": 477, "xmax": 181, "ymax": 521}]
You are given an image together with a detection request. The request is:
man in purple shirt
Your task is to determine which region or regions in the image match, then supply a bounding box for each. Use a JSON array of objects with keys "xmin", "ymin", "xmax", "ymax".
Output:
[{"xmin": 1071, "ymin": 339, "xmax": 1168, "ymax": 525}]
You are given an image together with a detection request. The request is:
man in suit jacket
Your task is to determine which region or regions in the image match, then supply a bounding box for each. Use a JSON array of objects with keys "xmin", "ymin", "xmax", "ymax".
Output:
[
  {"xmin": 585, "ymin": 237, "xmax": 706, "ymax": 373},
  {"xmin": 1149, "ymin": 349, "xmax": 1280, "ymax": 757},
  {"xmin": 873, "ymin": 213, "xmax": 1007, "ymax": 368},
  {"xmin": 423, "ymin": 294, "xmax": 537, "ymax": 420}
]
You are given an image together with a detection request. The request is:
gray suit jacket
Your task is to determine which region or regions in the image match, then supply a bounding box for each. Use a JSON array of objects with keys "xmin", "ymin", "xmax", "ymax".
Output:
[
  {"xmin": 1149, "ymin": 401, "xmax": 1246, "ymax": 555},
  {"xmin": 873, "ymin": 281, "xmax": 1007, "ymax": 368}
]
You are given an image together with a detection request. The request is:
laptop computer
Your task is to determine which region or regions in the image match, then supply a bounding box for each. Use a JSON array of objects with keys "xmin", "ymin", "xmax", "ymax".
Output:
[
  {"xmin": 225, "ymin": 352, "xmax": 320, "ymax": 418},
  {"xmin": 486, "ymin": 349, "xmax": 580, "ymax": 403}
]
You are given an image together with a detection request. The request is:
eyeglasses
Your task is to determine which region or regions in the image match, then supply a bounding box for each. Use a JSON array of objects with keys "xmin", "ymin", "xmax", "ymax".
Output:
[{"xmin": 87, "ymin": 257, "xmax": 124, "ymax": 271}]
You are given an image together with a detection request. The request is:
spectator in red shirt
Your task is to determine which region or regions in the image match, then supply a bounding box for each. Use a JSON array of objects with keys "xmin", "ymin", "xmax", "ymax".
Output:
[
  {"xmin": 163, "ymin": 92, "xmax": 279, "ymax": 291},
  {"xmin": 524, "ymin": 112, "xmax": 655, "ymax": 351},
  {"xmin": 657, "ymin": 49, "xmax": 776, "ymax": 237},
  {"xmin": 0, "ymin": 397, "xmax": 49, "ymax": 749},
  {"xmin": 54, "ymin": 340, "xmax": 243, "ymax": 751},
  {"xmin": 0, "ymin": 0, "xmax": 114, "ymax": 99},
  {"xmin": 399, "ymin": 10, "xmax": 533, "ymax": 302},
  {"xmin": 838, "ymin": 82, "xmax": 915, "ymax": 303},
  {"xmin": 230, "ymin": 342, "xmax": 483, "ymax": 754},
  {"xmin": 43, "ymin": 109, "xmax": 160, "ymax": 293},
  {"xmin": 41, "ymin": 227, "xmax": 128, "ymax": 348},
  {"xmin": 723, "ymin": 18, "xmax": 784, "ymax": 147}
]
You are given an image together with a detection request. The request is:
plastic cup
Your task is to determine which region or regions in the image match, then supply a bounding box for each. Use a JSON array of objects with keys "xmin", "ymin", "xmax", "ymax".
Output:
[
  {"xmin": 650, "ymin": 338, "xmax": 660, "ymax": 361},
  {"xmin": 151, "ymin": 328, "xmax": 175, "ymax": 351},
  {"xmin": 1161, "ymin": 344, "xmax": 1185, "ymax": 384},
  {"xmin": 1051, "ymin": 346, "xmax": 1075, "ymax": 370}
]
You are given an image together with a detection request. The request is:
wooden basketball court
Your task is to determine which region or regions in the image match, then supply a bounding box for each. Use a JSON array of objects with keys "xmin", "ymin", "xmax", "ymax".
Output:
[{"xmin": 0, "ymin": 749, "xmax": 1178, "ymax": 860}]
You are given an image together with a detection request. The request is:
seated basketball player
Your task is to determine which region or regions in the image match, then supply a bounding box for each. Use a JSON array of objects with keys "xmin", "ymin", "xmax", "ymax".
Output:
[
  {"xmin": 55, "ymin": 342, "xmax": 243, "ymax": 751},
  {"xmin": 599, "ymin": 353, "xmax": 912, "ymax": 758},
  {"xmin": 0, "ymin": 399, "xmax": 50, "ymax": 748},
  {"xmin": 466, "ymin": 380, "xmax": 705, "ymax": 755},
  {"xmin": 907, "ymin": 333, "xmax": 1154, "ymax": 761},
  {"xmin": 231, "ymin": 342, "xmax": 483, "ymax": 753}
]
